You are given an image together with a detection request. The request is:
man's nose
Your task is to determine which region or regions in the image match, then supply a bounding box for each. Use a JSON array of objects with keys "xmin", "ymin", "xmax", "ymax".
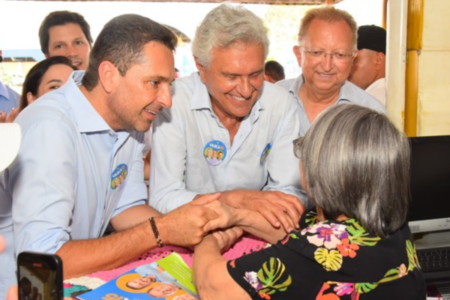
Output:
[
  {"xmin": 321, "ymin": 53, "xmax": 333, "ymax": 71},
  {"xmin": 159, "ymin": 83, "xmax": 172, "ymax": 108},
  {"xmin": 66, "ymin": 44, "xmax": 77, "ymax": 57},
  {"xmin": 236, "ymin": 77, "xmax": 253, "ymax": 98}
]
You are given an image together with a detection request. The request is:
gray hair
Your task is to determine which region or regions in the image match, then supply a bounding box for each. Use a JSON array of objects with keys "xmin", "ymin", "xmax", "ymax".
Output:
[
  {"xmin": 294, "ymin": 104, "xmax": 410, "ymax": 237},
  {"xmin": 298, "ymin": 6, "xmax": 357, "ymax": 50},
  {"xmin": 192, "ymin": 3, "xmax": 269, "ymax": 67}
]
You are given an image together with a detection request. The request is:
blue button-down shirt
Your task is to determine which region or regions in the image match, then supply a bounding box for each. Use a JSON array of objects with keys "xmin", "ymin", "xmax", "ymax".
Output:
[
  {"xmin": 0, "ymin": 80, "xmax": 20, "ymax": 114},
  {"xmin": 0, "ymin": 71, "xmax": 147, "ymax": 298}
]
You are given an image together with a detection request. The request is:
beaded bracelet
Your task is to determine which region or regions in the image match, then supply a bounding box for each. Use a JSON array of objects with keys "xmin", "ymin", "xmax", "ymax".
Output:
[{"xmin": 149, "ymin": 217, "xmax": 163, "ymax": 248}]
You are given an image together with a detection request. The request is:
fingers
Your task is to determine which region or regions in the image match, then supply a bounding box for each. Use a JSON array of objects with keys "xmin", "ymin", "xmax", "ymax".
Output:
[
  {"xmin": 7, "ymin": 286, "xmax": 18, "ymax": 300},
  {"xmin": 6, "ymin": 108, "xmax": 18, "ymax": 123},
  {"xmin": 275, "ymin": 199, "xmax": 305, "ymax": 229},
  {"xmin": 202, "ymin": 206, "xmax": 220, "ymax": 222},
  {"xmin": 212, "ymin": 227, "xmax": 243, "ymax": 252},
  {"xmin": 0, "ymin": 111, "xmax": 6, "ymax": 123}
]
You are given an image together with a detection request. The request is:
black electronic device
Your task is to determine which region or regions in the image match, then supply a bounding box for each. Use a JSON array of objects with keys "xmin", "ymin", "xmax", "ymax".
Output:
[{"xmin": 17, "ymin": 251, "xmax": 63, "ymax": 300}]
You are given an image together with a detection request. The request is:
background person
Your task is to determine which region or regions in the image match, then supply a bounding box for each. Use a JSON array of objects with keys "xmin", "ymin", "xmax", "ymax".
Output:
[
  {"xmin": 0, "ymin": 50, "xmax": 20, "ymax": 123},
  {"xmin": 349, "ymin": 25, "xmax": 387, "ymax": 105},
  {"xmin": 193, "ymin": 104, "xmax": 426, "ymax": 300},
  {"xmin": 19, "ymin": 56, "xmax": 76, "ymax": 112},
  {"xmin": 264, "ymin": 60, "xmax": 285, "ymax": 83},
  {"xmin": 150, "ymin": 4, "xmax": 304, "ymax": 232},
  {"xmin": 39, "ymin": 10, "xmax": 93, "ymax": 70},
  {"xmin": 277, "ymin": 6, "xmax": 385, "ymax": 136}
]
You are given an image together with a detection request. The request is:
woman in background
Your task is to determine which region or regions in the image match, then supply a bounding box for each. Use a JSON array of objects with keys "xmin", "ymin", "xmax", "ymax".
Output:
[
  {"xmin": 194, "ymin": 104, "xmax": 425, "ymax": 300},
  {"xmin": 19, "ymin": 55, "xmax": 75, "ymax": 111}
]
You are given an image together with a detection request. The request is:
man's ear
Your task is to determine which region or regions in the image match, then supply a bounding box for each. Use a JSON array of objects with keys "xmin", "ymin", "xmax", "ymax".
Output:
[
  {"xmin": 194, "ymin": 56, "xmax": 207, "ymax": 84},
  {"xmin": 98, "ymin": 61, "xmax": 116, "ymax": 93},
  {"xmin": 293, "ymin": 45, "xmax": 302, "ymax": 66},
  {"xmin": 374, "ymin": 52, "xmax": 386, "ymax": 70}
]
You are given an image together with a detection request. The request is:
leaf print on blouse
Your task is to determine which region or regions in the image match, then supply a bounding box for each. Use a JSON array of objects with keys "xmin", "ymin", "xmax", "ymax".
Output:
[
  {"xmin": 302, "ymin": 223, "xmax": 348, "ymax": 249},
  {"xmin": 280, "ymin": 233, "xmax": 299, "ymax": 245},
  {"xmin": 304, "ymin": 210, "xmax": 318, "ymax": 227},
  {"xmin": 315, "ymin": 248, "xmax": 343, "ymax": 271},
  {"xmin": 344, "ymin": 219, "xmax": 381, "ymax": 246},
  {"xmin": 406, "ymin": 240, "xmax": 421, "ymax": 270},
  {"xmin": 242, "ymin": 257, "xmax": 292, "ymax": 299}
]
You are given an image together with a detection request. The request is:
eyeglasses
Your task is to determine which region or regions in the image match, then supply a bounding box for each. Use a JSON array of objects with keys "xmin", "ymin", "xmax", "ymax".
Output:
[
  {"xmin": 301, "ymin": 47, "xmax": 355, "ymax": 62},
  {"xmin": 292, "ymin": 137, "xmax": 303, "ymax": 159}
]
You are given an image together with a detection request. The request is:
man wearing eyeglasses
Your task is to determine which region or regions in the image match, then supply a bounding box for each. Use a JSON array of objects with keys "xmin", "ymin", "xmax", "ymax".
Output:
[{"xmin": 277, "ymin": 6, "xmax": 385, "ymax": 136}]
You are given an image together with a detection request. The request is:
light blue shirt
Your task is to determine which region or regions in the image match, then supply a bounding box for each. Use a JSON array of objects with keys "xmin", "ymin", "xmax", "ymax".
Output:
[
  {"xmin": 149, "ymin": 72, "xmax": 304, "ymax": 213},
  {"xmin": 0, "ymin": 80, "xmax": 20, "ymax": 114},
  {"xmin": 0, "ymin": 71, "xmax": 147, "ymax": 298},
  {"xmin": 277, "ymin": 75, "xmax": 386, "ymax": 136}
]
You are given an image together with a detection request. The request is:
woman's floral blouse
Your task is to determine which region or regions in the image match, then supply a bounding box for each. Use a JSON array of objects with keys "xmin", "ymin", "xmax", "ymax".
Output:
[{"xmin": 227, "ymin": 208, "xmax": 426, "ymax": 300}]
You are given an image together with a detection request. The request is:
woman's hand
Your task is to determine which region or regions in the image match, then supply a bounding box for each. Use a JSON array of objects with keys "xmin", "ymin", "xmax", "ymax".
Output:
[{"xmin": 212, "ymin": 227, "xmax": 244, "ymax": 253}]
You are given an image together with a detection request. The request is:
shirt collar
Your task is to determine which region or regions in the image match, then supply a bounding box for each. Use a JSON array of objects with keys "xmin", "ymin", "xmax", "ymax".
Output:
[{"xmin": 63, "ymin": 71, "xmax": 123, "ymax": 135}]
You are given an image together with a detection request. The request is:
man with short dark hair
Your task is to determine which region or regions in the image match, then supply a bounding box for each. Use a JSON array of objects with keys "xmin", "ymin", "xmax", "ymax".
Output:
[
  {"xmin": 349, "ymin": 25, "xmax": 387, "ymax": 105},
  {"xmin": 264, "ymin": 60, "xmax": 285, "ymax": 83},
  {"xmin": 0, "ymin": 14, "xmax": 220, "ymax": 298},
  {"xmin": 39, "ymin": 11, "xmax": 93, "ymax": 70}
]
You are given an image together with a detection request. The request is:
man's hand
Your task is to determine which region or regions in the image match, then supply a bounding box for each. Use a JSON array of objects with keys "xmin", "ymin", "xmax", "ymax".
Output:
[
  {"xmin": 202, "ymin": 200, "xmax": 238, "ymax": 232},
  {"xmin": 157, "ymin": 193, "xmax": 221, "ymax": 247},
  {"xmin": 221, "ymin": 190, "xmax": 305, "ymax": 233},
  {"xmin": 0, "ymin": 108, "xmax": 19, "ymax": 123}
]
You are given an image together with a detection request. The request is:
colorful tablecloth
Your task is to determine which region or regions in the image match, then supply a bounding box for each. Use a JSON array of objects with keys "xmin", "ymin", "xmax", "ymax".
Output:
[{"xmin": 64, "ymin": 235, "xmax": 268, "ymax": 299}]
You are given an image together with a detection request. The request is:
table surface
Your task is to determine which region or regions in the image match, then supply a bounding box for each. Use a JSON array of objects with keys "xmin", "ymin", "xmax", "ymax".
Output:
[{"xmin": 63, "ymin": 235, "xmax": 268, "ymax": 299}]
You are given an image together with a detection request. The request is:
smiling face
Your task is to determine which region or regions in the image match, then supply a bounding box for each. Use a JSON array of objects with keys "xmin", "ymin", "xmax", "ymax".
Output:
[
  {"xmin": 197, "ymin": 42, "xmax": 265, "ymax": 123},
  {"xmin": 295, "ymin": 19, "xmax": 355, "ymax": 96},
  {"xmin": 46, "ymin": 23, "xmax": 91, "ymax": 70},
  {"xmin": 26, "ymin": 63, "xmax": 74, "ymax": 105},
  {"xmin": 126, "ymin": 275, "xmax": 156, "ymax": 289},
  {"xmin": 147, "ymin": 283, "xmax": 179, "ymax": 298},
  {"xmin": 105, "ymin": 41, "xmax": 174, "ymax": 132}
]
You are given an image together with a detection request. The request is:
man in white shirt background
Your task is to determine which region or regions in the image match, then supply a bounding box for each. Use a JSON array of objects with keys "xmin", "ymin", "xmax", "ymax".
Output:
[{"xmin": 349, "ymin": 25, "xmax": 387, "ymax": 106}]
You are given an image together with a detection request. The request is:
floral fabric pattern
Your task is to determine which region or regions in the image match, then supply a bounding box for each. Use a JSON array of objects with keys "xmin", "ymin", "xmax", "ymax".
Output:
[{"xmin": 227, "ymin": 208, "xmax": 426, "ymax": 300}]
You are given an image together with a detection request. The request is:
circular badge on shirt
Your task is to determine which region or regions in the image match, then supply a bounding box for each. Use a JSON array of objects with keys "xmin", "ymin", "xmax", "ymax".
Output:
[
  {"xmin": 110, "ymin": 163, "xmax": 128, "ymax": 190},
  {"xmin": 203, "ymin": 140, "xmax": 227, "ymax": 166},
  {"xmin": 260, "ymin": 143, "xmax": 272, "ymax": 165}
]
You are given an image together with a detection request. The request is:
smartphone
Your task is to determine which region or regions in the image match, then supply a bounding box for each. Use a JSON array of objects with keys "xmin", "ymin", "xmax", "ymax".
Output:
[{"xmin": 17, "ymin": 251, "xmax": 63, "ymax": 300}]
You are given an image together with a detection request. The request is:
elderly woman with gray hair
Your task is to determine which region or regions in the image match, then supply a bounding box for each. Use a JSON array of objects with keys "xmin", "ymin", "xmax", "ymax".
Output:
[{"xmin": 193, "ymin": 104, "xmax": 425, "ymax": 300}]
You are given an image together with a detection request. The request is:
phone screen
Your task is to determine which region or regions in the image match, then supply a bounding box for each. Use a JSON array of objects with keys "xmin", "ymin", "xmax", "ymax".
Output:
[{"xmin": 17, "ymin": 252, "xmax": 63, "ymax": 300}]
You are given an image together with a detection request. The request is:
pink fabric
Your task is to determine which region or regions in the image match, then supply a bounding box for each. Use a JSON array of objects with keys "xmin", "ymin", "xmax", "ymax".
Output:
[{"xmin": 87, "ymin": 235, "xmax": 268, "ymax": 282}]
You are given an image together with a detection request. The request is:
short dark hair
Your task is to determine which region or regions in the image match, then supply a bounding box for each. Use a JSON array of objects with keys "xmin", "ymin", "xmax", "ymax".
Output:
[
  {"xmin": 265, "ymin": 60, "xmax": 285, "ymax": 82},
  {"xmin": 20, "ymin": 56, "xmax": 75, "ymax": 111},
  {"xmin": 294, "ymin": 104, "xmax": 410, "ymax": 237},
  {"xmin": 82, "ymin": 14, "xmax": 178, "ymax": 91},
  {"xmin": 39, "ymin": 11, "xmax": 93, "ymax": 55}
]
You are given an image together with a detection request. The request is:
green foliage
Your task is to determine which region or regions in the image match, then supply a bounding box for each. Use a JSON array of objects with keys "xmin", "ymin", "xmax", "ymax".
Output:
[{"xmin": 257, "ymin": 258, "xmax": 292, "ymax": 295}]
